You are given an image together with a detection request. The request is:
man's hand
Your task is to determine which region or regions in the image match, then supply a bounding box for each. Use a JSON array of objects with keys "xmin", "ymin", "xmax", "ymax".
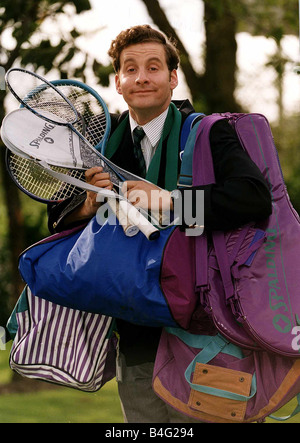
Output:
[
  {"xmin": 83, "ymin": 166, "xmax": 113, "ymax": 216},
  {"xmin": 64, "ymin": 166, "xmax": 114, "ymax": 225},
  {"xmin": 122, "ymin": 181, "xmax": 173, "ymax": 212}
]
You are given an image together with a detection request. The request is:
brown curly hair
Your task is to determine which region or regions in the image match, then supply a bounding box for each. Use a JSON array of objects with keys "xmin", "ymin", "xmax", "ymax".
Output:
[{"xmin": 108, "ymin": 25, "xmax": 180, "ymax": 73}]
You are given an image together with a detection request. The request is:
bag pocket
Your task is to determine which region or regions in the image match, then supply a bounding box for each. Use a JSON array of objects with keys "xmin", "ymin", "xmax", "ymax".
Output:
[
  {"xmin": 9, "ymin": 286, "xmax": 115, "ymax": 392},
  {"xmin": 166, "ymin": 328, "xmax": 257, "ymax": 422},
  {"xmin": 188, "ymin": 362, "xmax": 252, "ymax": 421}
]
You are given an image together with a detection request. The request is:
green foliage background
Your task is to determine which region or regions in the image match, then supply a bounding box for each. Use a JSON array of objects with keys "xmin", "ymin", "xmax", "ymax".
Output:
[{"xmin": 0, "ymin": 0, "xmax": 300, "ymax": 424}]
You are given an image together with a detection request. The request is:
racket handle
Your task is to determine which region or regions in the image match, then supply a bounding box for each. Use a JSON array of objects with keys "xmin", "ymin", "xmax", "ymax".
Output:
[
  {"xmin": 119, "ymin": 200, "xmax": 160, "ymax": 241},
  {"xmin": 26, "ymin": 162, "xmax": 159, "ymax": 240},
  {"xmin": 107, "ymin": 199, "xmax": 139, "ymax": 237}
]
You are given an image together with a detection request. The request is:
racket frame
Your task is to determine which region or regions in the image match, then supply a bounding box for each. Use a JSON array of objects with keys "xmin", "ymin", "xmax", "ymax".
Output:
[
  {"xmin": 4, "ymin": 77, "xmax": 113, "ymax": 204},
  {"xmin": 50, "ymin": 79, "xmax": 111, "ymax": 153},
  {"xmin": 6, "ymin": 68, "xmax": 79, "ymax": 126},
  {"xmin": 4, "ymin": 71, "xmax": 163, "ymax": 238}
]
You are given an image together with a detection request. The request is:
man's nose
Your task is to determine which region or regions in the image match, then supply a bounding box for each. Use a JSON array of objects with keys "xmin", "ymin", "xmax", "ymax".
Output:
[{"xmin": 135, "ymin": 68, "xmax": 149, "ymax": 84}]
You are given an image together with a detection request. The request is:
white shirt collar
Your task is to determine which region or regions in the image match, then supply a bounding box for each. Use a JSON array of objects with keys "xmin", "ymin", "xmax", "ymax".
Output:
[{"xmin": 129, "ymin": 108, "xmax": 169, "ymax": 148}]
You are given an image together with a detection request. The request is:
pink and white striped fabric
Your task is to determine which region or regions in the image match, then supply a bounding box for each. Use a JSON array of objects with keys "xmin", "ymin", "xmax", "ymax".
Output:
[{"xmin": 10, "ymin": 287, "xmax": 114, "ymax": 391}]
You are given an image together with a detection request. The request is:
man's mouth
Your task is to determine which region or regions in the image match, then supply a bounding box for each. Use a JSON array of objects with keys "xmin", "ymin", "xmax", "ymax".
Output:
[{"xmin": 133, "ymin": 90, "xmax": 154, "ymax": 94}]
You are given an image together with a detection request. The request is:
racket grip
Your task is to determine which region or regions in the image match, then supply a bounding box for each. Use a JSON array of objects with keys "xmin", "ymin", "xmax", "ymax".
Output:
[
  {"xmin": 119, "ymin": 200, "xmax": 160, "ymax": 241},
  {"xmin": 107, "ymin": 199, "xmax": 139, "ymax": 237}
]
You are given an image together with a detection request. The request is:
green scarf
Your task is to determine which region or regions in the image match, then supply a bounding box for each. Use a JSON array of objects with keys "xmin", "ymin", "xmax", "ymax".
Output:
[{"xmin": 105, "ymin": 102, "xmax": 182, "ymax": 191}]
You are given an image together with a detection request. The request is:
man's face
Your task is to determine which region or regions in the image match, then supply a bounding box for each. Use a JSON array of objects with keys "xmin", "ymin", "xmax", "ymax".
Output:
[{"xmin": 115, "ymin": 42, "xmax": 178, "ymax": 124}]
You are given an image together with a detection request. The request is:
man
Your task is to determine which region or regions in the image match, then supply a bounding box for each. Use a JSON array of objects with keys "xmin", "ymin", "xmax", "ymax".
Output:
[{"xmin": 48, "ymin": 25, "xmax": 272, "ymax": 422}]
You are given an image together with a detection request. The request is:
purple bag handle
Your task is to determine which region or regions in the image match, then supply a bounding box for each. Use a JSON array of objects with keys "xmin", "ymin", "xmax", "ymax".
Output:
[{"xmin": 192, "ymin": 115, "xmax": 235, "ymax": 302}]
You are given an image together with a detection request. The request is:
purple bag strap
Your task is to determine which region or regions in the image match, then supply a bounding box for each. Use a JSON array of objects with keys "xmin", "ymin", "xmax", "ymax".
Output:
[
  {"xmin": 192, "ymin": 115, "xmax": 235, "ymax": 301},
  {"xmin": 192, "ymin": 115, "xmax": 224, "ymax": 187},
  {"xmin": 192, "ymin": 116, "xmax": 223, "ymax": 291}
]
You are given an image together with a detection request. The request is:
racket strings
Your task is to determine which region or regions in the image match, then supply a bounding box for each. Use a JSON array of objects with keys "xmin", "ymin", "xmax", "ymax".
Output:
[
  {"xmin": 7, "ymin": 69, "xmax": 109, "ymax": 151},
  {"xmin": 7, "ymin": 70, "xmax": 77, "ymax": 125},
  {"xmin": 25, "ymin": 94, "xmax": 77, "ymax": 125},
  {"xmin": 23, "ymin": 82, "xmax": 114, "ymax": 178},
  {"xmin": 8, "ymin": 153, "xmax": 85, "ymax": 201},
  {"xmin": 24, "ymin": 83, "xmax": 108, "ymax": 149},
  {"xmin": 6, "ymin": 70, "xmax": 122, "ymax": 199},
  {"xmin": 55, "ymin": 85, "xmax": 108, "ymax": 145}
]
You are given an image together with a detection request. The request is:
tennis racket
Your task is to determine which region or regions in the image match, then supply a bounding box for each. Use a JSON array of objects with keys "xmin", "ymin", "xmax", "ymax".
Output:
[
  {"xmin": 3, "ymin": 105, "xmax": 139, "ymax": 237},
  {"xmin": 5, "ymin": 75, "xmax": 140, "ymax": 237},
  {"xmin": 3, "ymin": 71, "xmax": 159, "ymax": 239},
  {"xmin": 5, "ymin": 69, "xmax": 149, "ymax": 183},
  {"xmin": 6, "ymin": 150, "xmax": 140, "ymax": 238},
  {"xmin": 2, "ymin": 108, "xmax": 159, "ymax": 238}
]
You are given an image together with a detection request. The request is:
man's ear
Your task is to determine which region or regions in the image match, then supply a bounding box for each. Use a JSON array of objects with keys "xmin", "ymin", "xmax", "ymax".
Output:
[
  {"xmin": 170, "ymin": 69, "xmax": 178, "ymax": 91},
  {"xmin": 115, "ymin": 74, "xmax": 122, "ymax": 95}
]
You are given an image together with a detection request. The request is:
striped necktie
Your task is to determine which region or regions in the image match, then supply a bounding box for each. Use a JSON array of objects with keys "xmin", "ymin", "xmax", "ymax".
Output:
[{"xmin": 133, "ymin": 126, "xmax": 146, "ymax": 178}]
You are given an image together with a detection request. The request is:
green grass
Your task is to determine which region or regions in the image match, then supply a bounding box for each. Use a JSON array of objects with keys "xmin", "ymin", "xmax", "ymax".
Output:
[
  {"xmin": 266, "ymin": 398, "xmax": 300, "ymax": 423},
  {"xmin": 0, "ymin": 347, "xmax": 11, "ymax": 386},
  {"xmin": 0, "ymin": 382, "xmax": 123, "ymax": 423},
  {"xmin": 1, "ymin": 343, "xmax": 299, "ymax": 423},
  {"xmin": 0, "ymin": 344, "xmax": 123, "ymax": 423}
]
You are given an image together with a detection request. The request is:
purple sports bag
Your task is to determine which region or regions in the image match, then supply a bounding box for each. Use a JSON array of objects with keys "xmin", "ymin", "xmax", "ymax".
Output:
[
  {"xmin": 196, "ymin": 113, "xmax": 300, "ymax": 357},
  {"xmin": 153, "ymin": 113, "xmax": 300, "ymax": 423}
]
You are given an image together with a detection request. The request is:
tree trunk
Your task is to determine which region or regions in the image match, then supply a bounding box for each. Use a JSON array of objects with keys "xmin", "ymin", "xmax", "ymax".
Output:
[
  {"xmin": 141, "ymin": 0, "xmax": 242, "ymax": 113},
  {"xmin": 0, "ymin": 139, "xmax": 26, "ymax": 308},
  {"xmin": 141, "ymin": 0, "xmax": 203, "ymax": 102},
  {"xmin": 203, "ymin": 0, "xmax": 242, "ymax": 113}
]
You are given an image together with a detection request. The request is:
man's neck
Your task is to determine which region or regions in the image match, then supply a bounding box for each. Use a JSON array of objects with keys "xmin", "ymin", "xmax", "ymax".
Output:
[{"xmin": 128, "ymin": 103, "xmax": 171, "ymax": 126}]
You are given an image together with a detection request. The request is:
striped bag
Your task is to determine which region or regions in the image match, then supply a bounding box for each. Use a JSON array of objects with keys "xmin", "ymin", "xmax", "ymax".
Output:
[{"xmin": 7, "ymin": 286, "xmax": 116, "ymax": 391}]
